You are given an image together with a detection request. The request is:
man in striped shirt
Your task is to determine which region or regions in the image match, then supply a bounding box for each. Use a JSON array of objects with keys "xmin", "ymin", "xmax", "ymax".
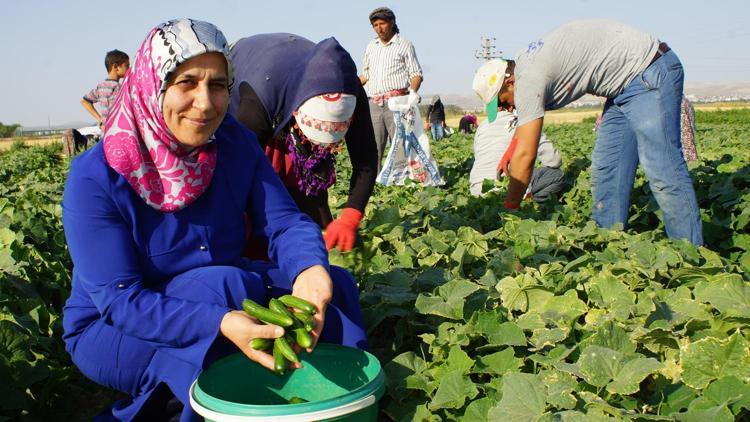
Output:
[{"xmin": 359, "ymin": 7, "xmax": 423, "ymax": 169}]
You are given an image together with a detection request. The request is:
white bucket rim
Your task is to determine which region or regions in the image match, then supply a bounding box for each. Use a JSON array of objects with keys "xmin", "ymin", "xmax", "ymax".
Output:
[{"xmin": 189, "ymin": 380, "xmax": 377, "ymax": 421}]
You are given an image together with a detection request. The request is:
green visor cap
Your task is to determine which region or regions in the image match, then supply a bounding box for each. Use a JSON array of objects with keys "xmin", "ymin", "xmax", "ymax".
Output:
[{"xmin": 486, "ymin": 95, "xmax": 499, "ymax": 123}]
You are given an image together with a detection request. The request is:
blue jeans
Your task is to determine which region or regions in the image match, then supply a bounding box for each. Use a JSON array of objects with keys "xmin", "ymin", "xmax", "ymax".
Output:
[
  {"xmin": 591, "ymin": 50, "xmax": 702, "ymax": 245},
  {"xmin": 430, "ymin": 123, "xmax": 444, "ymax": 141}
]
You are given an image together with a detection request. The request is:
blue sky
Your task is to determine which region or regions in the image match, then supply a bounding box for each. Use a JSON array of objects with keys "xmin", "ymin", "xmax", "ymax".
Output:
[{"xmin": 3, "ymin": 0, "xmax": 748, "ymax": 126}]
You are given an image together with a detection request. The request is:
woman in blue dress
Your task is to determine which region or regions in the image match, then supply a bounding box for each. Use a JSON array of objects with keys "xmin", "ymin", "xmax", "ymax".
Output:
[{"xmin": 61, "ymin": 19, "xmax": 367, "ymax": 421}]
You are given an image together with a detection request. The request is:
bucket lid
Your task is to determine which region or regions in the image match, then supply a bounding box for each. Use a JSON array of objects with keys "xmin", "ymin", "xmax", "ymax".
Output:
[{"xmin": 191, "ymin": 343, "xmax": 385, "ymax": 418}]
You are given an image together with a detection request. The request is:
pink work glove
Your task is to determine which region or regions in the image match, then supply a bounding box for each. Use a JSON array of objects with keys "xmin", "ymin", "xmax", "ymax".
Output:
[{"xmin": 324, "ymin": 208, "xmax": 363, "ymax": 252}]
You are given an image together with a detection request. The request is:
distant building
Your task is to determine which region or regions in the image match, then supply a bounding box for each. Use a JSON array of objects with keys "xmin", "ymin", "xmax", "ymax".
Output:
[
  {"xmin": 15, "ymin": 122, "xmax": 94, "ymax": 138},
  {"xmin": 15, "ymin": 127, "xmax": 68, "ymax": 137}
]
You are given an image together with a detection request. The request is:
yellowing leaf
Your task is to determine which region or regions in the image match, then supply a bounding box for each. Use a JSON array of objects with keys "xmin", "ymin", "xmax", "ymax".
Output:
[
  {"xmin": 681, "ymin": 331, "xmax": 750, "ymax": 390},
  {"xmin": 693, "ymin": 276, "xmax": 750, "ymax": 318}
]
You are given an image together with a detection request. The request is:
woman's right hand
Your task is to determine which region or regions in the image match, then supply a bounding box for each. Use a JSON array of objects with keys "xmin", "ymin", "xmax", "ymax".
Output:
[{"xmin": 220, "ymin": 310, "xmax": 284, "ymax": 371}]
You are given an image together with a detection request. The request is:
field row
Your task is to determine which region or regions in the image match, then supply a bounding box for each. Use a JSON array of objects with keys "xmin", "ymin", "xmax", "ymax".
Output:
[{"xmin": 0, "ymin": 109, "xmax": 748, "ymax": 420}]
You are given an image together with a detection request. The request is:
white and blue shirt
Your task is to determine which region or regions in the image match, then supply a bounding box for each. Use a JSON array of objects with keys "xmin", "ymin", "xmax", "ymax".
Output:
[{"xmin": 362, "ymin": 33, "xmax": 423, "ymax": 96}]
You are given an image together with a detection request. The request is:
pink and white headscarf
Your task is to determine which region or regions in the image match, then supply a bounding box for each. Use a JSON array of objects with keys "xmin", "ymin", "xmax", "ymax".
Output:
[{"xmin": 103, "ymin": 18, "xmax": 234, "ymax": 212}]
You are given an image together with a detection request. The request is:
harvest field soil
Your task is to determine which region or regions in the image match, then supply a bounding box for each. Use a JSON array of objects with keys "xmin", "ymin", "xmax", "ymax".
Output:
[{"xmin": 1, "ymin": 108, "xmax": 749, "ymax": 420}]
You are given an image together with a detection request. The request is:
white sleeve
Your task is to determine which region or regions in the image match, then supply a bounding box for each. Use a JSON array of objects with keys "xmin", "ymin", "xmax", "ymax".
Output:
[{"xmin": 536, "ymin": 132, "xmax": 562, "ymax": 168}]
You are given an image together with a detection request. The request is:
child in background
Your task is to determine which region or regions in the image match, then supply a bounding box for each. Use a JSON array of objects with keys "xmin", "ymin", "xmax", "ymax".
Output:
[{"xmin": 80, "ymin": 50, "xmax": 129, "ymax": 129}]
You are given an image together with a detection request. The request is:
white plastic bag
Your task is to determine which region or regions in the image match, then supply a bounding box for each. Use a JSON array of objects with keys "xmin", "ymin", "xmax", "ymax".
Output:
[{"xmin": 377, "ymin": 96, "xmax": 445, "ymax": 186}]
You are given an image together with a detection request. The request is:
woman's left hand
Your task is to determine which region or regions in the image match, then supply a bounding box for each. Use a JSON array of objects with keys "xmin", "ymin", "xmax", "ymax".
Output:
[{"xmin": 291, "ymin": 265, "xmax": 333, "ymax": 352}]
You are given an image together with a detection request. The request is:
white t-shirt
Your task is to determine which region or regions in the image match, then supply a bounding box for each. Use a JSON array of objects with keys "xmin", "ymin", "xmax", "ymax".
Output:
[{"xmin": 469, "ymin": 111, "xmax": 561, "ymax": 196}]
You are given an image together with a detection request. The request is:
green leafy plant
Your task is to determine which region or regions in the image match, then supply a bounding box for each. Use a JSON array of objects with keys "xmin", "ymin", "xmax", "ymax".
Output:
[
  {"xmin": 329, "ymin": 109, "xmax": 750, "ymax": 421},
  {"xmin": 2, "ymin": 109, "xmax": 749, "ymax": 420}
]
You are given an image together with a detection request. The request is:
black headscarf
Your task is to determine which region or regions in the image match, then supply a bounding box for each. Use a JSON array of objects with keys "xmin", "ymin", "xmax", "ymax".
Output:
[{"xmin": 368, "ymin": 7, "xmax": 400, "ymax": 33}]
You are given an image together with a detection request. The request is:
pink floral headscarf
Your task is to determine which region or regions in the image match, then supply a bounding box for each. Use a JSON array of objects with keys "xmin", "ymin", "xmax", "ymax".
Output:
[{"xmin": 103, "ymin": 18, "xmax": 234, "ymax": 212}]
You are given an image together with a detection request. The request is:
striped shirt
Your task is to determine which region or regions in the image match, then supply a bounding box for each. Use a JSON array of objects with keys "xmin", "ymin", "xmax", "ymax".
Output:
[
  {"xmin": 83, "ymin": 79, "xmax": 121, "ymax": 121},
  {"xmin": 362, "ymin": 34, "xmax": 423, "ymax": 96}
]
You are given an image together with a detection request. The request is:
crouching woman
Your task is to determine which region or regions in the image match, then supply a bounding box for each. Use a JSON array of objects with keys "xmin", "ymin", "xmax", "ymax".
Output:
[{"xmin": 61, "ymin": 19, "xmax": 367, "ymax": 421}]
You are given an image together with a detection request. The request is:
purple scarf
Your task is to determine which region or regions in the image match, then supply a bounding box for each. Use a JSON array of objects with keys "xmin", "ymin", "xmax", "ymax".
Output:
[{"xmin": 286, "ymin": 131, "xmax": 338, "ymax": 196}]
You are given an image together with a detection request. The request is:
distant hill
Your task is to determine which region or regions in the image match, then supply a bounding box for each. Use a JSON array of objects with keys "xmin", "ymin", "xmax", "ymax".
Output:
[
  {"xmin": 428, "ymin": 81, "xmax": 750, "ymax": 111},
  {"xmin": 685, "ymin": 82, "xmax": 750, "ymax": 97}
]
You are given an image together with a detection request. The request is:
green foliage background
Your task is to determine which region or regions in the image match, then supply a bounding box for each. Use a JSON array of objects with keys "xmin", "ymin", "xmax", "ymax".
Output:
[
  {"xmin": 328, "ymin": 110, "xmax": 750, "ymax": 421},
  {"xmin": 0, "ymin": 123, "xmax": 21, "ymax": 139},
  {"xmin": 1, "ymin": 110, "xmax": 749, "ymax": 420}
]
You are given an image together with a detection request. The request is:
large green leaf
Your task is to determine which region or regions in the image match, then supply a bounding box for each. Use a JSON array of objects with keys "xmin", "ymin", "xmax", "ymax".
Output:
[
  {"xmin": 496, "ymin": 275, "xmax": 554, "ymax": 313},
  {"xmin": 577, "ymin": 346, "xmax": 623, "ymax": 388},
  {"xmin": 367, "ymin": 205, "xmax": 401, "ymax": 232},
  {"xmin": 681, "ymin": 331, "xmax": 750, "ymax": 389},
  {"xmin": 463, "ymin": 397, "xmax": 497, "ymax": 422},
  {"xmin": 529, "ymin": 327, "xmax": 569, "ymax": 350},
  {"xmin": 693, "ymin": 276, "xmax": 750, "ymax": 318},
  {"xmin": 539, "ymin": 369, "xmax": 578, "ymax": 410},
  {"xmin": 488, "ymin": 373, "xmax": 547, "ymax": 421},
  {"xmin": 704, "ymin": 376, "xmax": 750, "ymax": 413},
  {"xmin": 580, "ymin": 320, "xmax": 636, "ymax": 354},
  {"xmin": 432, "ymin": 345, "xmax": 474, "ymax": 378},
  {"xmin": 384, "ymin": 352, "xmax": 428, "ymax": 393},
  {"xmin": 0, "ymin": 227, "xmax": 16, "ymax": 246},
  {"xmin": 586, "ymin": 273, "xmax": 635, "ymax": 320},
  {"xmin": 427, "ymin": 370, "xmax": 478, "ymax": 410},
  {"xmin": 606, "ymin": 357, "xmax": 663, "ymax": 395},
  {"xmin": 484, "ymin": 321, "xmax": 527, "ymax": 346},
  {"xmin": 414, "ymin": 278, "xmax": 480, "ymax": 320},
  {"xmin": 538, "ymin": 290, "xmax": 588, "ymax": 326},
  {"xmin": 0, "ymin": 320, "xmax": 30, "ymax": 362},
  {"xmin": 577, "ymin": 346, "xmax": 662, "ymax": 395},
  {"xmin": 674, "ymin": 404, "xmax": 734, "ymax": 422},
  {"xmin": 473, "ymin": 347, "xmax": 522, "ymax": 376}
]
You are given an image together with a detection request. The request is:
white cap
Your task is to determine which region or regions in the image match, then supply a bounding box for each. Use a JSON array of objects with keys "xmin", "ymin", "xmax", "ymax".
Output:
[
  {"xmin": 294, "ymin": 93, "xmax": 356, "ymax": 144},
  {"xmin": 471, "ymin": 59, "xmax": 509, "ymax": 123}
]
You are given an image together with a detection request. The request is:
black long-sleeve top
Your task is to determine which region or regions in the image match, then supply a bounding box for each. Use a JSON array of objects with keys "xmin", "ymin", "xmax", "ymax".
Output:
[
  {"xmin": 229, "ymin": 34, "xmax": 378, "ymax": 226},
  {"xmin": 427, "ymin": 100, "xmax": 445, "ymax": 124}
]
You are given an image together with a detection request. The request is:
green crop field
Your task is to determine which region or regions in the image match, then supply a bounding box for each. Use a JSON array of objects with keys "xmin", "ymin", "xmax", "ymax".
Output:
[{"xmin": 1, "ymin": 109, "xmax": 749, "ymax": 420}]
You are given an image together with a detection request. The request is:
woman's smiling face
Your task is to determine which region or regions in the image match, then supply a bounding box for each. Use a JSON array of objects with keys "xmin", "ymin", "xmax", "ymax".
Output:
[{"xmin": 162, "ymin": 52, "xmax": 229, "ymax": 148}]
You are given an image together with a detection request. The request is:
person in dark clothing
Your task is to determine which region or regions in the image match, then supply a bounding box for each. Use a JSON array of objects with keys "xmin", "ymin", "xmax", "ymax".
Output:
[
  {"xmin": 230, "ymin": 34, "xmax": 378, "ymax": 252},
  {"xmin": 425, "ymin": 95, "xmax": 446, "ymax": 140}
]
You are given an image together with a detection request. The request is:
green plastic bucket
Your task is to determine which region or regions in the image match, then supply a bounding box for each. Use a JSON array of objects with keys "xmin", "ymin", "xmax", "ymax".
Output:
[{"xmin": 190, "ymin": 343, "xmax": 385, "ymax": 421}]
